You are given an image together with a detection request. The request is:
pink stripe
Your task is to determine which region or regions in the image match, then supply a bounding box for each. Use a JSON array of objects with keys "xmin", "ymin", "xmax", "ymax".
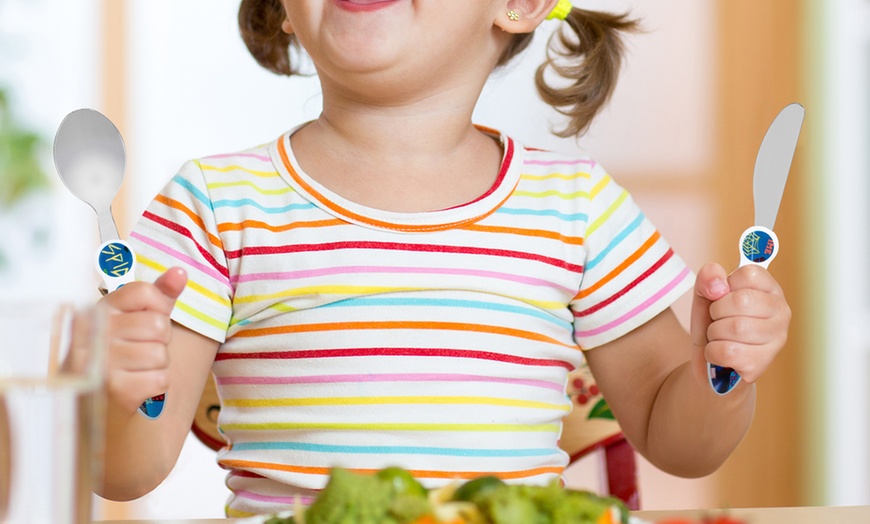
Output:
[
  {"xmin": 575, "ymin": 266, "xmax": 692, "ymax": 339},
  {"xmin": 231, "ymin": 265, "xmax": 575, "ymax": 294},
  {"xmin": 235, "ymin": 489, "xmax": 314, "ymax": 505},
  {"xmin": 131, "ymin": 231, "xmax": 233, "ymax": 293},
  {"xmin": 217, "ymin": 373, "xmax": 564, "ymax": 392},
  {"xmin": 202, "ymin": 152, "xmax": 271, "ymax": 162}
]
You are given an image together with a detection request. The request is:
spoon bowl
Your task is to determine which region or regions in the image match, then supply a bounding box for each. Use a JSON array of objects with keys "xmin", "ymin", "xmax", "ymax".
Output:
[{"xmin": 53, "ymin": 108, "xmax": 126, "ymax": 241}]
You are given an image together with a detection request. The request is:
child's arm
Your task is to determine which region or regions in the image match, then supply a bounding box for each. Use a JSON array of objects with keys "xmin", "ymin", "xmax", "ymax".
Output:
[
  {"xmin": 584, "ymin": 262, "xmax": 790, "ymax": 478},
  {"xmin": 96, "ymin": 268, "xmax": 221, "ymax": 501}
]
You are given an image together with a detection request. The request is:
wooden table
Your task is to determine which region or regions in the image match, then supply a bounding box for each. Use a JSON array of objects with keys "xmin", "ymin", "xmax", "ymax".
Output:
[
  {"xmin": 634, "ymin": 505, "xmax": 870, "ymax": 523},
  {"xmin": 96, "ymin": 505, "xmax": 870, "ymax": 523}
]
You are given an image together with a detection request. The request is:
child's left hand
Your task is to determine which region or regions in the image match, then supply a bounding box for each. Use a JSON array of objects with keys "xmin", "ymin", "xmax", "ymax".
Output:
[{"xmin": 690, "ymin": 262, "xmax": 791, "ymax": 386}]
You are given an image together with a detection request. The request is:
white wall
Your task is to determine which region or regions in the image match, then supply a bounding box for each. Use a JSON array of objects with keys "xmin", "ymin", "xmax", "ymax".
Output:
[
  {"xmin": 815, "ymin": 0, "xmax": 870, "ymax": 506},
  {"xmin": 0, "ymin": 0, "xmax": 102, "ymax": 304}
]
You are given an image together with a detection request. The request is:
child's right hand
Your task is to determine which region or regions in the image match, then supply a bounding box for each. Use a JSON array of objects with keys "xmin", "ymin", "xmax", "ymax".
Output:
[{"xmin": 100, "ymin": 267, "xmax": 187, "ymax": 415}]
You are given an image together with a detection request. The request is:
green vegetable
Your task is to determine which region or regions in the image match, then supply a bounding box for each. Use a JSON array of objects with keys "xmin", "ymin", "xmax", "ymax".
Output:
[
  {"xmin": 470, "ymin": 481, "xmax": 629, "ymax": 524},
  {"xmin": 451, "ymin": 476, "xmax": 505, "ymax": 502},
  {"xmin": 303, "ymin": 468, "xmax": 431, "ymax": 524},
  {"xmin": 377, "ymin": 466, "xmax": 428, "ymax": 498}
]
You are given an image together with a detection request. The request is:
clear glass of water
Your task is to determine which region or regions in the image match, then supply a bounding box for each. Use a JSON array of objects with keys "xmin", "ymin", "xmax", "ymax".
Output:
[{"xmin": 0, "ymin": 301, "xmax": 107, "ymax": 524}]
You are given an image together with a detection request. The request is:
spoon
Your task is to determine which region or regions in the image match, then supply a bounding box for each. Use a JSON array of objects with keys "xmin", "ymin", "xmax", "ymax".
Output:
[
  {"xmin": 54, "ymin": 108, "xmax": 136, "ymax": 292},
  {"xmin": 54, "ymin": 108, "xmax": 165, "ymax": 420}
]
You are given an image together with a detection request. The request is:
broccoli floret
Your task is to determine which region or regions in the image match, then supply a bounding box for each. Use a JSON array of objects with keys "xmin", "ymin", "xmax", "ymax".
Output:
[
  {"xmin": 303, "ymin": 468, "xmax": 431, "ymax": 524},
  {"xmin": 305, "ymin": 468, "xmax": 396, "ymax": 524},
  {"xmin": 470, "ymin": 481, "xmax": 626, "ymax": 524}
]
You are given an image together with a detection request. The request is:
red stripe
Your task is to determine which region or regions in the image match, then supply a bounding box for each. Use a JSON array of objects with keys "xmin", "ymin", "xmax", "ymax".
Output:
[
  {"xmin": 572, "ymin": 248, "xmax": 675, "ymax": 318},
  {"xmin": 225, "ymin": 241, "xmax": 583, "ymax": 273},
  {"xmin": 143, "ymin": 210, "xmax": 230, "ymax": 279},
  {"xmin": 214, "ymin": 346, "xmax": 574, "ymax": 370}
]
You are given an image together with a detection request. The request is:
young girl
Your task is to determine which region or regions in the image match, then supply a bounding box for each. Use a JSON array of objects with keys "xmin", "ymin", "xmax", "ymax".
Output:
[{"xmin": 97, "ymin": 0, "xmax": 790, "ymax": 518}]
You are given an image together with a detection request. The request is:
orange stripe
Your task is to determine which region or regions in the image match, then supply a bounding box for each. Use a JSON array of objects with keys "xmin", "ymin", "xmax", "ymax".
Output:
[
  {"xmin": 219, "ymin": 459, "xmax": 562, "ymax": 480},
  {"xmin": 155, "ymin": 194, "xmax": 224, "ymax": 250},
  {"xmin": 277, "ymin": 137, "xmax": 512, "ymax": 233},
  {"xmin": 574, "ymin": 231, "xmax": 660, "ymax": 300},
  {"xmin": 463, "ymin": 223, "xmax": 583, "ymax": 245},
  {"xmin": 235, "ymin": 320, "xmax": 575, "ymax": 347},
  {"xmin": 218, "ymin": 218, "xmax": 344, "ymax": 233}
]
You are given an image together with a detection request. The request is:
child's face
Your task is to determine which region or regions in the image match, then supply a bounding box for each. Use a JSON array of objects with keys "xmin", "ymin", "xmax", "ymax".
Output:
[{"xmin": 280, "ymin": 0, "xmax": 513, "ymax": 101}]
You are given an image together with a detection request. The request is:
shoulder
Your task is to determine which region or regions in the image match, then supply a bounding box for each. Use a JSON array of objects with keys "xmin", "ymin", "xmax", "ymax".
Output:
[{"xmin": 192, "ymin": 139, "xmax": 276, "ymax": 174}]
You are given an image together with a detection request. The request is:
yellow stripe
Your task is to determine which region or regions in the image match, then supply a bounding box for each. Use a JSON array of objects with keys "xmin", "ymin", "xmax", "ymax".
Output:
[
  {"xmin": 512, "ymin": 189, "xmax": 590, "ymax": 200},
  {"xmin": 521, "ymin": 171, "xmax": 591, "ymax": 181},
  {"xmin": 176, "ymin": 300, "xmax": 228, "ymax": 331},
  {"xmin": 206, "ymin": 180, "xmax": 294, "ymax": 195},
  {"xmin": 590, "ymin": 173, "xmax": 612, "ymax": 199},
  {"xmin": 198, "ymin": 162, "xmax": 279, "ymax": 178},
  {"xmin": 587, "ymin": 190, "xmax": 628, "ymax": 237},
  {"xmin": 224, "ymin": 396, "xmax": 570, "ymax": 411},
  {"xmin": 136, "ymin": 254, "xmax": 231, "ymax": 307},
  {"xmin": 221, "ymin": 421, "xmax": 560, "ymax": 432},
  {"xmin": 233, "ymin": 284, "xmax": 421, "ymax": 304}
]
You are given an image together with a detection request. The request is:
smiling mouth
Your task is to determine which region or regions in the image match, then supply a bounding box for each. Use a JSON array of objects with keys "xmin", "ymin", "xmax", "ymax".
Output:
[{"xmin": 335, "ymin": 0, "xmax": 399, "ymax": 9}]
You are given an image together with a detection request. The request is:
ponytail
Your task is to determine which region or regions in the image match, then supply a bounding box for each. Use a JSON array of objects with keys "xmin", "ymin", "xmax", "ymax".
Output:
[
  {"xmin": 533, "ymin": 8, "xmax": 638, "ymax": 137},
  {"xmin": 238, "ymin": 0, "xmax": 298, "ymax": 76}
]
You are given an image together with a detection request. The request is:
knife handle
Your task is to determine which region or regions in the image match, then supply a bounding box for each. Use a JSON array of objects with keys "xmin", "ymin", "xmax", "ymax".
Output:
[
  {"xmin": 95, "ymin": 240, "xmax": 167, "ymax": 419},
  {"xmin": 707, "ymin": 225, "xmax": 780, "ymax": 395},
  {"xmin": 738, "ymin": 225, "xmax": 779, "ymax": 269}
]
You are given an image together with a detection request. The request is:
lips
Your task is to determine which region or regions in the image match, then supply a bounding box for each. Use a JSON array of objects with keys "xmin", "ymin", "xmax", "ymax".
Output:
[{"xmin": 335, "ymin": 0, "xmax": 399, "ymax": 12}]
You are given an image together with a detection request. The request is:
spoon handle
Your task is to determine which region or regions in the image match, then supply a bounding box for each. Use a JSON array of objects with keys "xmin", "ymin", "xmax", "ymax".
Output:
[
  {"xmin": 96, "ymin": 240, "xmax": 136, "ymax": 292},
  {"xmin": 96, "ymin": 240, "xmax": 166, "ymax": 419}
]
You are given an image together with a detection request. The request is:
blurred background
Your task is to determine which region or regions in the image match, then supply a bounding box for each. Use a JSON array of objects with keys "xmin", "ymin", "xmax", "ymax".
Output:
[{"xmin": 0, "ymin": 0, "xmax": 867, "ymax": 518}]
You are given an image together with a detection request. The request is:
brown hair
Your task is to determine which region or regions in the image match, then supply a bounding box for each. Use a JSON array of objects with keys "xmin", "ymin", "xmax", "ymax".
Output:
[{"xmin": 238, "ymin": 1, "xmax": 636, "ymax": 137}]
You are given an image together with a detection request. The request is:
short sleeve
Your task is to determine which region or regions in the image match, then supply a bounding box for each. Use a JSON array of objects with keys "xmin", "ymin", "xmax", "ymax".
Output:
[
  {"xmin": 128, "ymin": 160, "xmax": 233, "ymax": 343},
  {"xmin": 570, "ymin": 166, "xmax": 694, "ymax": 349}
]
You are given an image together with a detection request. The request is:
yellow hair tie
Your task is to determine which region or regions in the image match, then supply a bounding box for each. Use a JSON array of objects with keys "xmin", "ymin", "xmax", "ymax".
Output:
[{"xmin": 547, "ymin": 0, "xmax": 572, "ymax": 20}]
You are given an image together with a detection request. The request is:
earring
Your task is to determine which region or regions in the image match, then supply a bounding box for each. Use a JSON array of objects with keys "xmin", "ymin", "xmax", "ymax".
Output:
[{"xmin": 507, "ymin": 10, "xmax": 519, "ymax": 21}]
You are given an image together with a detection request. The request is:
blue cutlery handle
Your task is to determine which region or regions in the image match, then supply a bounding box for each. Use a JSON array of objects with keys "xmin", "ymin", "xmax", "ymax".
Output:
[
  {"xmin": 707, "ymin": 226, "xmax": 780, "ymax": 395},
  {"xmin": 96, "ymin": 240, "xmax": 166, "ymax": 419}
]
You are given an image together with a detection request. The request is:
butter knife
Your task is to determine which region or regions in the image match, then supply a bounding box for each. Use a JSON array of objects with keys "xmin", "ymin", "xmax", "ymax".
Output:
[{"xmin": 708, "ymin": 102, "xmax": 805, "ymax": 395}]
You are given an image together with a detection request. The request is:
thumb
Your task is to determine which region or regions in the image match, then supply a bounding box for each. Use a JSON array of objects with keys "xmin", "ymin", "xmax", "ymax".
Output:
[
  {"xmin": 153, "ymin": 267, "xmax": 188, "ymax": 303},
  {"xmin": 690, "ymin": 262, "xmax": 730, "ymax": 347}
]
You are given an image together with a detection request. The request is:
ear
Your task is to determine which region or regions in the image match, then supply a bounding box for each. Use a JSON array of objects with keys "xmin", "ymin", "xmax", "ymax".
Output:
[
  {"xmin": 494, "ymin": 0, "xmax": 560, "ymax": 34},
  {"xmin": 281, "ymin": 19, "xmax": 294, "ymax": 35}
]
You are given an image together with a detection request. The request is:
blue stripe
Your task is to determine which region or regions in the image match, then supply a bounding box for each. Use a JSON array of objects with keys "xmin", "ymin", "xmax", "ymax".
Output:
[
  {"xmin": 320, "ymin": 297, "xmax": 572, "ymax": 329},
  {"xmin": 231, "ymin": 441, "xmax": 559, "ymax": 457},
  {"xmin": 211, "ymin": 198, "xmax": 317, "ymax": 213},
  {"xmin": 497, "ymin": 207, "xmax": 588, "ymax": 222},
  {"xmin": 172, "ymin": 174, "xmax": 213, "ymax": 210},
  {"xmin": 585, "ymin": 212, "xmax": 645, "ymax": 271}
]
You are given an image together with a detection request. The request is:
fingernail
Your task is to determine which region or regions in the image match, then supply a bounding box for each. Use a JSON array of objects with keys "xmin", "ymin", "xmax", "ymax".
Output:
[{"xmin": 709, "ymin": 279, "xmax": 728, "ymax": 296}]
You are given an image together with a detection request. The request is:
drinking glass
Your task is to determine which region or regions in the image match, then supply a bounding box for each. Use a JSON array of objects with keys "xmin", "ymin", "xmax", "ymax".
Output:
[{"xmin": 0, "ymin": 301, "xmax": 107, "ymax": 524}]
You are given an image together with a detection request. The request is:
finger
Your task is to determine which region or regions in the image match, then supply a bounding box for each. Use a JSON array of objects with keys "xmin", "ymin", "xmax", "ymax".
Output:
[
  {"xmin": 708, "ymin": 287, "xmax": 782, "ymax": 322},
  {"xmin": 108, "ymin": 369, "xmax": 171, "ymax": 412},
  {"xmin": 690, "ymin": 262, "xmax": 730, "ymax": 347},
  {"xmin": 107, "ymin": 310, "xmax": 173, "ymax": 344},
  {"xmin": 153, "ymin": 266, "xmax": 188, "ymax": 302},
  {"xmin": 108, "ymin": 340, "xmax": 171, "ymax": 372},
  {"xmin": 703, "ymin": 340, "xmax": 777, "ymax": 384},
  {"xmin": 706, "ymin": 316, "xmax": 775, "ymax": 345},
  {"xmin": 726, "ymin": 264, "xmax": 785, "ymax": 296},
  {"xmin": 103, "ymin": 267, "xmax": 187, "ymax": 315}
]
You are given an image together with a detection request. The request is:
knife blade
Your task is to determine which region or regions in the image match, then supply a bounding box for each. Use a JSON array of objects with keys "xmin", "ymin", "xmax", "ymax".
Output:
[{"xmin": 708, "ymin": 102, "xmax": 805, "ymax": 395}]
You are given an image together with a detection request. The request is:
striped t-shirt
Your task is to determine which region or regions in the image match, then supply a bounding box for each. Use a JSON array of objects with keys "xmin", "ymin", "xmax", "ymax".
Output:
[{"xmin": 129, "ymin": 127, "xmax": 693, "ymax": 517}]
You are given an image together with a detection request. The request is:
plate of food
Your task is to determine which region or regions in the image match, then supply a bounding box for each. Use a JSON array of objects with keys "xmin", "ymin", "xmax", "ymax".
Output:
[{"xmin": 240, "ymin": 467, "xmax": 642, "ymax": 524}]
